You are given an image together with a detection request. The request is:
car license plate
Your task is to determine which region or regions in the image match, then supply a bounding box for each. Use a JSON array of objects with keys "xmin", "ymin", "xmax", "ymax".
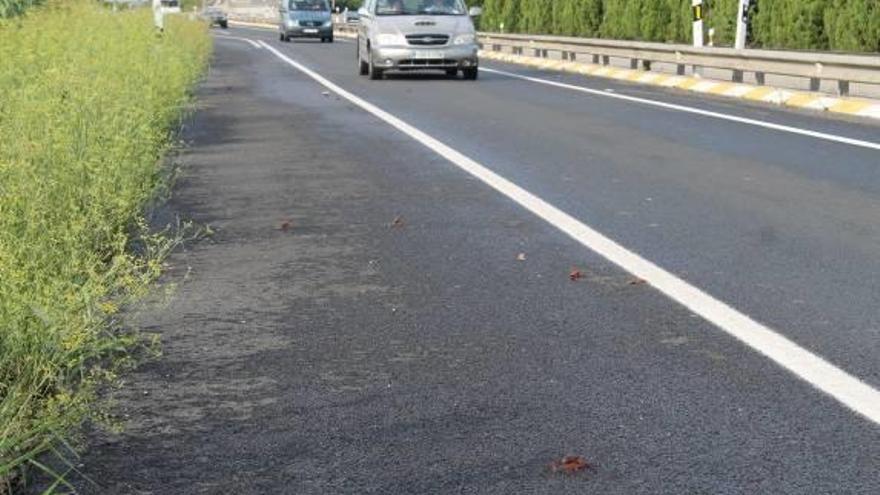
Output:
[
  {"xmin": 414, "ymin": 50, "xmax": 444, "ymax": 59},
  {"xmin": 304, "ymin": 28, "xmax": 318, "ymax": 34}
]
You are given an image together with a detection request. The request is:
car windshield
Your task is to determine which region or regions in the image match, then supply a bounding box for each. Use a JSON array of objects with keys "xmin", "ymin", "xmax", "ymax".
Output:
[
  {"xmin": 376, "ymin": 0, "xmax": 466, "ymax": 16},
  {"xmin": 289, "ymin": 0, "xmax": 328, "ymax": 11}
]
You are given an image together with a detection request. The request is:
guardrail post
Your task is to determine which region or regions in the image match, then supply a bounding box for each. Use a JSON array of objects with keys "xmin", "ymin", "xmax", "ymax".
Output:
[
  {"xmin": 592, "ymin": 54, "xmax": 600, "ymax": 64},
  {"xmin": 602, "ymin": 55, "xmax": 610, "ymax": 66},
  {"xmin": 630, "ymin": 59, "xmax": 638, "ymax": 70},
  {"xmin": 733, "ymin": 70, "xmax": 744, "ymax": 83},
  {"xmin": 809, "ymin": 78, "xmax": 820, "ymax": 92},
  {"xmin": 838, "ymin": 80, "xmax": 850, "ymax": 96},
  {"xmin": 642, "ymin": 60, "xmax": 652, "ymax": 71},
  {"xmin": 755, "ymin": 72, "xmax": 765, "ymax": 85}
]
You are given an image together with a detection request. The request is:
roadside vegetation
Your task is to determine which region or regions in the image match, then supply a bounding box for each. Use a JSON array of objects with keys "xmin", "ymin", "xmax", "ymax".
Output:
[
  {"xmin": 479, "ymin": 0, "xmax": 880, "ymax": 52},
  {"xmin": 0, "ymin": 0, "xmax": 41, "ymax": 18},
  {"xmin": 0, "ymin": 1, "xmax": 209, "ymax": 491}
]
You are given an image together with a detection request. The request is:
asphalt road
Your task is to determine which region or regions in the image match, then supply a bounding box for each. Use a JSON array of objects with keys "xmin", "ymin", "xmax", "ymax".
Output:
[{"xmin": 49, "ymin": 27, "xmax": 880, "ymax": 494}]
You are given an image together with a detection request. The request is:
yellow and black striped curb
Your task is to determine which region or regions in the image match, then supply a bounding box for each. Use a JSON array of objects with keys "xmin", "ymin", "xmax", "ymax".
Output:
[{"xmin": 479, "ymin": 50, "xmax": 880, "ymax": 121}]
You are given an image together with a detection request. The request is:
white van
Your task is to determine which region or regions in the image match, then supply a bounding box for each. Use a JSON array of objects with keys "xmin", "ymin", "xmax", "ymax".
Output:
[{"xmin": 356, "ymin": 0, "xmax": 482, "ymax": 80}]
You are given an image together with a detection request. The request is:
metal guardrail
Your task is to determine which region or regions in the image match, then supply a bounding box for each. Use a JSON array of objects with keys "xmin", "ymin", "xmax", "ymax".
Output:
[{"xmin": 478, "ymin": 32, "xmax": 880, "ymax": 96}]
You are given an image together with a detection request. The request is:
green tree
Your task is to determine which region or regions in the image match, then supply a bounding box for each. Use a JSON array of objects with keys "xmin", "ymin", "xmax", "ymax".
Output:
[
  {"xmin": 520, "ymin": 0, "xmax": 553, "ymax": 34},
  {"xmin": 599, "ymin": 0, "xmax": 626, "ymax": 38},
  {"xmin": 665, "ymin": 0, "xmax": 692, "ymax": 43},
  {"xmin": 480, "ymin": 0, "xmax": 877, "ymax": 52},
  {"xmin": 705, "ymin": 0, "xmax": 739, "ymax": 46},
  {"xmin": 753, "ymin": 0, "xmax": 828, "ymax": 50},
  {"xmin": 498, "ymin": 0, "xmax": 520, "ymax": 32},
  {"xmin": 481, "ymin": 0, "xmax": 499, "ymax": 30},
  {"xmin": 639, "ymin": 0, "xmax": 671, "ymax": 41},
  {"xmin": 552, "ymin": 0, "xmax": 603, "ymax": 37},
  {"xmin": 552, "ymin": 0, "xmax": 570, "ymax": 35},
  {"xmin": 825, "ymin": 0, "xmax": 880, "ymax": 52}
]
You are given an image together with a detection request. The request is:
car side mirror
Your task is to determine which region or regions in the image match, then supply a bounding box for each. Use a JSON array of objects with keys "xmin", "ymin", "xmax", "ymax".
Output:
[
  {"xmin": 468, "ymin": 6, "xmax": 482, "ymax": 17},
  {"xmin": 358, "ymin": 7, "xmax": 368, "ymax": 17}
]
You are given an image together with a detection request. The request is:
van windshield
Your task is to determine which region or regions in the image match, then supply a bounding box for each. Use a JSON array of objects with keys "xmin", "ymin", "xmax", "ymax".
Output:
[
  {"xmin": 289, "ymin": 0, "xmax": 328, "ymax": 11},
  {"xmin": 376, "ymin": 0, "xmax": 466, "ymax": 16}
]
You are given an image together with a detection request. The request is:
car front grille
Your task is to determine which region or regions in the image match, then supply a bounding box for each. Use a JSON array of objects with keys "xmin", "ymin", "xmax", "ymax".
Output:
[
  {"xmin": 299, "ymin": 21, "xmax": 324, "ymax": 27},
  {"xmin": 406, "ymin": 34, "xmax": 449, "ymax": 46},
  {"xmin": 398, "ymin": 59, "xmax": 457, "ymax": 67}
]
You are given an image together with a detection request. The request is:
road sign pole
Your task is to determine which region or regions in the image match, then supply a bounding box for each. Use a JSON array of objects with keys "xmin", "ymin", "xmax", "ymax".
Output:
[
  {"xmin": 734, "ymin": 0, "xmax": 751, "ymax": 50},
  {"xmin": 691, "ymin": 0, "xmax": 704, "ymax": 48}
]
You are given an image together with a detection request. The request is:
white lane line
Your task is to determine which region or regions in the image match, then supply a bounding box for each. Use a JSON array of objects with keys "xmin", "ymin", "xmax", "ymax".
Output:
[
  {"xmin": 257, "ymin": 39, "xmax": 880, "ymax": 425},
  {"xmin": 481, "ymin": 67, "xmax": 880, "ymax": 152},
  {"xmin": 214, "ymin": 34, "xmax": 261, "ymax": 49}
]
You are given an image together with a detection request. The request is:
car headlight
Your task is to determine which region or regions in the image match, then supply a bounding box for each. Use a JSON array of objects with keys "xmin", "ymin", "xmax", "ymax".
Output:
[
  {"xmin": 376, "ymin": 33, "xmax": 405, "ymax": 46},
  {"xmin": 323, "ymin": 20, "xmax": 332, "ymax": 27},
  {"xmin": 453, "ymin": 33, "xmax": 476, "ymax": 45}
]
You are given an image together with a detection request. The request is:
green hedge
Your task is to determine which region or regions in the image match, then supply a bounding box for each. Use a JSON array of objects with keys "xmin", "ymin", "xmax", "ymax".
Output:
[{"xmin": 479, "ymin": 0, "xmax": 880, "ymax": 51}]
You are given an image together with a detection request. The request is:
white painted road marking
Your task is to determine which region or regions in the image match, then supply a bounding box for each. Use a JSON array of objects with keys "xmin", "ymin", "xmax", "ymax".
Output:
[
  {"xmin": 214, "ymin": 33, "xmax": 262, "ymax": 49},
  {"xmin": 257, "ymin": 39, "xmax": 880, "ymax": 425},
  {"xmin": 482, "ymin": 67, "xmax": 880, "ymax": 152}
]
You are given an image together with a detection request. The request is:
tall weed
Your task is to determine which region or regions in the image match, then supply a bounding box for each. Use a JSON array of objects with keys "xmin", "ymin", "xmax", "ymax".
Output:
[{"xmin": 0, "ymin": 1, "xmax": 210, "ymax": 490}]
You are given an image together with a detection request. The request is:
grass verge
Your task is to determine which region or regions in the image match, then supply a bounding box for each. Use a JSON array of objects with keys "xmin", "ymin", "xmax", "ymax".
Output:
[{"xmin": 0, "ymin": 1, "xmax": 210, "ymax": 491}]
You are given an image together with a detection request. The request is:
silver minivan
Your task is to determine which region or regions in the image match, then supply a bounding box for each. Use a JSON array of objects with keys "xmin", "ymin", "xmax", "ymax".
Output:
[
  {"xmin": 279, "ymin": 0, "xmax": 334, "ymax": 43},
  {"xmin": 357, "ymin": 0, "xmax": 482, "ymax": 80}
]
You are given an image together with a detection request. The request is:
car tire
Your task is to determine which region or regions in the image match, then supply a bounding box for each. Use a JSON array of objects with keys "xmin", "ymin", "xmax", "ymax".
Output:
[
  {"xmin": 358, "ymin": 52, "xmax": 369, "ymax": 76},
  {"xmin": 280, "ymin": 32, "xmax": 284, "ymax": 41},
  {"xmin": 327, "ymin": 35, "xmax": 334, "ymax": 43},
  {"xmin": 446, "ymin": 68, "xmax": 458, "ymax": 78},
  {"xmin": 463, "ymin": 67, "xmax": 478, "ymax": 80},
  {"xmin": 220, "ymin": 21, "xmax": 228, "ymax": 29},
  {"xmin": 368, "ymin": 56, "xmax": 383, "ymax": 80}
]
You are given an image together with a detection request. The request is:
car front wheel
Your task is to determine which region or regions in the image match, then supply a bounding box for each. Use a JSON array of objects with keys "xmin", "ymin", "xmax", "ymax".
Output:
[
  {"xmin": 357, "ymin": 42, "xmax": 369, "ymax": 75},
  {"xmin": 368, "ymin": 57, "xmax": 383, "ymax": 80}
]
